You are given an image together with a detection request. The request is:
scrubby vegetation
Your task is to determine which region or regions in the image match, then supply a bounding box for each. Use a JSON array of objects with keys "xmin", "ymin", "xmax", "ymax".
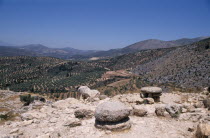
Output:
[{"xmin": 19, "ymin": 94, "xmax": 35, "ymax": 106}]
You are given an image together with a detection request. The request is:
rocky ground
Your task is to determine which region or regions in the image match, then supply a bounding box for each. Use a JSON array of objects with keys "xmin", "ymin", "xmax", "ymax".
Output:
[{"xmin": 0, "ymin": 89, "xmax": 210, "ymax": 138}]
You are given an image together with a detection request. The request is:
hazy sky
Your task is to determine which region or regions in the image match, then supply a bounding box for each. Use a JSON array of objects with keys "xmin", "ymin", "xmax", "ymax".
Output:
[{"xmin": 0, "ymin": 0, "xmax": 210, "ymax": 50}]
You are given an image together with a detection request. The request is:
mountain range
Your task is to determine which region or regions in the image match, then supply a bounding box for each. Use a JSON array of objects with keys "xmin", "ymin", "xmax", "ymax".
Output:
[
  {"xmin": 0, "ymin": 37, "xmax": 209, "ymax": 93},
  {"xmin": 0, "ymin": 36, "xmax": 208, "ymax": 59}
]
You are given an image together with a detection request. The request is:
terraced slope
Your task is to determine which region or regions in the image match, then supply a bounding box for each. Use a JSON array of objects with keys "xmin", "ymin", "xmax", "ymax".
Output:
[{"xmin": 0, "ymin": 56, "xmax": 106, "ymax": 92}]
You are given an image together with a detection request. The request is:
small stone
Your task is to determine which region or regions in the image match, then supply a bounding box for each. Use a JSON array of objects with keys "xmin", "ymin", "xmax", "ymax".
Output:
[
  {"xmin": 182, "ymin": 103, "xmax": 195, "ymax": 112},
  {"xmin": 10, "ymin": 128, "xmax": 19, "ymax": 134},
  {"xmin": 188, "ymin": 127, "xmax": 194, "ymax": 132},
  {"xmin": 5, "ymin": 121, "xmax": 11, "ymax": 125},
  {"xmin": 22, "ymin": 120, "xmax": 34, "ymax": 126},
  {"xmin": 99, "ymin": 95, "xmax": 108, "ymax": 100},
  {"xmin": 63, "ymin": 118, "xmax": 81, "ymax": 127},
  {"xmin": 21, "ymin": 113, "xmax": 33, "ymax": 121},
  {"xmin": 133, "ymin": 105, "xmax": 147, "ymax": 117},
  {"xmin": 203, "ymin": 99, "xmax": 210, "ymax": 110},
  {"xmin": 144, "ymin": 98, "xmax": 155, "ymax": 104},
  {"xmin": 165, "ymin": 104, "xmax": 182, "ymax": 118},
  {"xmin": 155, "ymin": 105, "xmax": 166, "ymax": 116},
  {"xmin": 105, "ymin": 130, "xmax": 112, "ymax": 134},
  {"xmin": 194, "ymin": 102, "xmax": 204, "ymax": 108},
  {"xmin": 181, "ymin": 108, "xmax": 187, "ymax": 113},
  {"xmin": 74, "ymin": 108, "xmax": 94, "ymax": 119},
  {"xmin": 126, "ymin": 95, "xmax": 144, "ymax": 104},
  {"xmin": 34, "ymin": 119, "xmax": 40, "ymax": 124},
  {"xmin": 49, "ymin": 117, "xmax": 57, "ymax": 123}
]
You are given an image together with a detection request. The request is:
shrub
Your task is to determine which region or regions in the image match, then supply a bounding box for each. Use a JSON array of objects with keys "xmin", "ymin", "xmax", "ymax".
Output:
[
  {"xmin": 0, "ymin": 114, "xmax": 9, "ymax": 120},
  {"xmin": 20, "ymin": 94, "xmax": 34, "ymax": 106},
  {"xmin": 104, "ymin": 89, "xmax": 112, "ymax": 96}
]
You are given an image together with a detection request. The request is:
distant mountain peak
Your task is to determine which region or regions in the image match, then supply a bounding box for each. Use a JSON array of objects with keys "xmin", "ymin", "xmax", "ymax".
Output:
[{"xmin": 23, "ymin": 44, "xmax": 48, "ymax": 48}]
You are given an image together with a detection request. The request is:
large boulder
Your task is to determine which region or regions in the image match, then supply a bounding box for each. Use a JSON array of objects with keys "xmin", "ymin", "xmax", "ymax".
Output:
[
  {"xmin": 95, "ymin": 101, "xmax": 131, "ymax": 122},
  {"xmin": 196, "ymin": 123, "xmax": 210, "ymax": 138},
  {"xmin": 78, "ymin": 86, "xmax": 100, "ymax": 99}
]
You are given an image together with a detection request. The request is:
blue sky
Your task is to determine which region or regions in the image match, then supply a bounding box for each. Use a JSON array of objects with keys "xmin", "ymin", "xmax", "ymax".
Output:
[{"xmin": 0, "ymin": 0, "xmax": 210, "ymax": 50}]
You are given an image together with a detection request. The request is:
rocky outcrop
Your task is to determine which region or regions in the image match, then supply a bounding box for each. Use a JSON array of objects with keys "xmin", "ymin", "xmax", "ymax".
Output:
[{"xmin": 1, "ymin": 91, "xmax": 210, "ymax": 138}]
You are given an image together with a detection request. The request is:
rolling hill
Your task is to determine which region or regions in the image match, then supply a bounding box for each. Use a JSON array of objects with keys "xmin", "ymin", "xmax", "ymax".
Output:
[
  {"xmin": 0, "ymin": 38, "xmax": 209, "ymax": 93},
  {"xmin": 83, "ymin": 36, "xmax": 209, "ymax": 58},
  {"xmin": 0, "ymin": 36, "xmax": 208, "ymax": 59},
  {"xmin": 0, "ymin": 44, "xmax": 98, "ymax": 59}
]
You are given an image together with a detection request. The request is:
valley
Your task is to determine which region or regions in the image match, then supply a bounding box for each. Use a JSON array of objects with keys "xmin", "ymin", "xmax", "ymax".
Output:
[{"xmin": 0, "ymin": 38, "xmax": 209, "ymax": 96}]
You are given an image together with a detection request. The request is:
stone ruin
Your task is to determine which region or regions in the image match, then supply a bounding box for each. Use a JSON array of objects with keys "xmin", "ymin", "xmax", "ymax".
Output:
[{"xmin": 140, "ymin": 86, "xmax": 162, "ymax": 102}]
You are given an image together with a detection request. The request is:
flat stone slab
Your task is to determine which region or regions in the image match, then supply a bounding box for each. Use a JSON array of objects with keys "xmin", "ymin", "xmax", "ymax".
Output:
[
  {"xmin": 95, "ymin": 117, "xmax": 131, "ymax": 131},
  {"xmin": 141, "ymin": 87, "xmax": 162, "ymax": 93}
]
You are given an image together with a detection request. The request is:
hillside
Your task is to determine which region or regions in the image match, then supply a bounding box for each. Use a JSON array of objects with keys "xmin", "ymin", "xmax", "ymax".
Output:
[
  {"xmin": 0, "ymin": 56, "xmax": 106, "ymax": 93},
  {"xmin": 133, "ymin": 38, "xmax": 210, "ymax": 90},
  {"xmin": 84, "ymin": 36, "xmax": 208, "ymax": 58},
  {"xmin": 125, "ymin": 39, "xmax": 177, "ymax": 50},
  {"xmin": 0, "ymin": 46, "xmax": 37, "ymax": 57}
]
